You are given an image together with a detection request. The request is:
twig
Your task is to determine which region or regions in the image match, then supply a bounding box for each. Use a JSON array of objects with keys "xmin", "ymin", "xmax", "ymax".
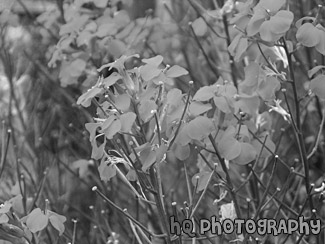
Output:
[
  {"xmin": 282, "ymin": 37, "xmax": 315, "ymax": 213},
  {"xmin": 190, "ymin": 170, "xmax": 214, "ymax": 218},
  {"xmin": 149, "ymin": 166, "xmax": 171, "ymax": 244},
  {"xmin": 208, "ymin": 134, "xmax": 242, "ymax": 219},
  {"xmin": 307, "ymin": 109, "xmax": 325, "ymax": 159},
  {"xmin": 189, "ymin": 24, "xmax": 219, "ymax": 78},
  {"xmin": 92, "ymin": 186, "xmax": 165, "ymax": 239}
]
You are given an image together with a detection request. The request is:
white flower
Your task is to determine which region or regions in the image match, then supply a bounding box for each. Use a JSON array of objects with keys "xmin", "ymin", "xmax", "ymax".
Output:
[{"xmin": 268, "ymin": 99, "xmax": 291, "ymax": 122}]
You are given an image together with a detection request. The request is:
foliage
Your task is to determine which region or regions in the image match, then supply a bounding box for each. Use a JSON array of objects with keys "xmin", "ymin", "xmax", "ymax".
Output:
[{"xmin": 1, "ymin": 0, "xmax": 325, "ymax": 244}]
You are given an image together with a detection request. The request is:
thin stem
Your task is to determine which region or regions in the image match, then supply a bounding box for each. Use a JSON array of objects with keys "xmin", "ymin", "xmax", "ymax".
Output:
[
  {"xmin": 92, "ymin": 186, "xmax": 165, "ymax": 239},
  {"xmin": 222, "ymin": 15, "xmax": 238, "ymax": 88},
  {"xmin": 282, "ymin": 38, "xmax": 315, "ymax": 213},
  {"xmin": 208, "ymin": 134, "xmax": 242, "ymax": 219},
  {"xmin": 168, "ymin": 83, "xmax": 192, "ymax": 150},
  {"xmin": 149, "ymin": 167, "xmax": 171, "ymax": 244},
  {"xmin": 307, "ymin": 108, "xmax": 325, "ymax": 159},
  {"xmin": 190, "ymin": 171, "xmax": 214, "ymax": 218},
  {"xmin": 189, "ymin": 24, "xmax": 219, "ymax": 77},
  {"xmin": 0, "ymin": 128, "xmax": 11, "ymax": 179}
]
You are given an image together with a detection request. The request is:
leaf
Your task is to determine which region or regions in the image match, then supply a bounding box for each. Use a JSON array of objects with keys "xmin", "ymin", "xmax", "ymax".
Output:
[
  {"xmin": 295, "ymin": 16, "xmax": 316, "ymax": 28},
  {"xmin": 308, "ymin": 65, "xmax": 325, "ymax": 78},
  {"xmin": 113, "ymin": 10, "xmax": 130, "ymax": 29},
  {"xmin": 156, "ymin": 143, "xmax": 167, "ymax": 164},
  {"xmin": 214, "ymin": 96, "xmax": 232, "ymax": 113},
  {"xmin": 0, "ymin": 214, "xmax": 9, "ymax": 224},
  {"xmin": 259, "ymin": 10, "xmax": 294, "ymax": 42},
  {"xmin": 232, "ymin": 142, "xmax": 257, "ymax": 165},
  {"xmin": 240, "ymin": 62, "xmax": 260, "ymax": 92},
  {"xmin": 77, "ymin": 87, "xmax": 102, "ymax": 107},
  {"xmin": 103, "ymin": 119, "xmax": 121, "ymax": 139},
  {"xmin": 228, "ymin": 34, "xmax": 248, "ymax": 61},
  {"xmin": 97, "ymin": 54, "xmax": 139, "ymax": 73},
  {"xmin": 77, "ymin": 31, "xmax": 93, "ymax": 47},
  {"xmin": 142, "ymin": 55, "xmax": 164, "ymax": 67},
  {"xmin": 167, "ymin": 103, "xmax": 185, "ymax": 126},
  {"xmin": 96, "ymin": 23, "xmax": 118, "ymax": 37},
  {"xmin": 255, "ymin": 0, "xmax": 285, "ymax": 13},
  {"xmin": 59, "ymin": 59, "xmax": 87, "ymax": 87},
  {"xmin": 71, "ymin": 59, "xmax": 87, "ymax": 76},
  {"xmin": 189, "ymin": 101, "xmax": 212, "ymax": 116},
  {"xmin": 218, "ymin": 126, "xmax": 241, "ymax": 160},
  {"xmin": 138, "ymin": 100, "xmax": 157, "ymax": 122},
  {"xmin": 108, "ymin": 39, "xmax": 126, "ymax": 58},
  {"xmin": 60, "ymin": 15, "xmax": 89, "ymax": 35},
  {"xmin": 193, "ymin": 86, "xmax": 216, "ymax": 101},
  {"xmin": 310, "ymin": 75, "xmax": 325, "ymax": 99},
  {"xmin": 120, "ymin": 112, "xmax": 136, "ymax": 132},
  {"xmin": 257, "ymin": 76, "xmax": 281, "ymax": 101},
  {"xmin": 296, "ymin": 23, "xmax": 320, "ymax": 47},
  {"xmin": 116, "ymin": 21, "xmax": 136, "ymax": 39},
  {"xmin": 10, "ymin": 195, "xmax": 26, "ymax": 216},
  {"xmin": 219, "ymin": 202, "xmax": 236, "ymax": 221},
  {"xmin": 126, "ymin": 169, "xmax": 137, "ymax": 181},
  {"xmin": 72, "ymin": 159, "xmax": 91, "ymax": 178},
  {"xmin": 26, "ymin": 208, "xmax": 48, "ymax": 233},
  {"xmin": 167, "ymin": 88, "xmax": 183, "ymax": 108},
  {"xmin": 234, "ymin": 95, "xmax": 260, "ymax": 115},
  {"xmin": 234, "ymin": 37, "xmax": 248, "ymax": 61},
  {"xmin": 94, "ymin": 0, "xmax": 109, "ymax": 8},
  {"xmin": 48, "ymin": 211, "xmax": 66, "ymax": 236},
  {"xmin": 192, "ymin": 171, "xmax": 212, "ymax": 192},
  {"xmin": 0, "ymin": 202, "xmax": 12, "ymax": 214},
  {"xmin": 269, "ymin": 11, "xmax": 293, "ymax": 35},
  {"xmin": 115, "ymin": 94, "xmax": 130, "ymax": 111},
  {"xmin": 166, "ymin": 65, "xmax": 189, "ymax": 78},
  {"xmin": 192, "ymin": 17, "xmax": 208, "ymax": 37},
  {"xmin": 315, "ymin": 27, "xmax": 325, "ymax": 55},
  {"xmin": 142, "ymin": 150, "xmax": 157, "ymax": 171},
  {"xmin": 175, "ymin": 124, "xmax": 192, "ymax": 146},
  {"xmin": 91, "ymin": 139, "xmax": 106, "ymax": 160},
  {"xmin": 85, "ymin": 122, "xmax": 101, "ymax": 141},
  {"xmin": 172, "ymin": 143, "xmax": 190, "ymax": 161},
  {"xmin": 100, "ymin": 116, "xmax": 116, "ymax": 131},
  {"xmin": 98, "ymin": 161, "xmax": 117, "ymax": 182},
  {"xmin": 103, "ymin": 72, "xmax": 122, "ymax": 87},
  {"xmin": 140, "ymin": 64, "xmax": 161, "ymax": 81},
  {"xmin": 246, "ymin": 9, "xmax": 267, "ymax": 37},
  {"xmin": 186, "ymin": 116, "xmax": 214, "ymax": 140}
]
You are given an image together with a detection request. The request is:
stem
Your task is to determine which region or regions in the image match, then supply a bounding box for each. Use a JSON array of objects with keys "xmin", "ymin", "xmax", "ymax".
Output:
[
  {"xmin": 168, "ymin": 83, "xmax": 192, "ymax": 150},
  {"xmin": 0, "ymin": 128, "xmax": 11, "ymax": 179},
  {"xmin": 92, "ymin": 186, "xmax": 165, "ymax": 239},
  {"xmin": 189, "ymin": 24, "xmax": 219, "ymax": 77},
  {"xmin": 222, "ymin": 15, "xmax": 238, "ymax": 88},
  {"xmin": 190, "ymin": 171, "xmax": 214, "ymax": 218},
  {"xmin": 208, "ymin": 134, "xmax": 242, "ymax": 219},
  {"xmin": 282, "ymin": 38, "xmax": 315, "ymax": 213},
  {"xmin": 149, "ymin": 166, "xmax": 171, "ymax": 244}
]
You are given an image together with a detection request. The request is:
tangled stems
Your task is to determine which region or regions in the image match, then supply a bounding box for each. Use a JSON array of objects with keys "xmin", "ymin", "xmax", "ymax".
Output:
[{"xmin": 281, "ymin": 38, "xmax": 315, "ymax": 214}]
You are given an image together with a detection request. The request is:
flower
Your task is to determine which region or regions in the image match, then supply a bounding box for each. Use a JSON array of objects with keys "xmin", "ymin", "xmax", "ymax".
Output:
[{"xmin": 268, "ymin": 99, "xmax": 290, "ymax": 122}]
